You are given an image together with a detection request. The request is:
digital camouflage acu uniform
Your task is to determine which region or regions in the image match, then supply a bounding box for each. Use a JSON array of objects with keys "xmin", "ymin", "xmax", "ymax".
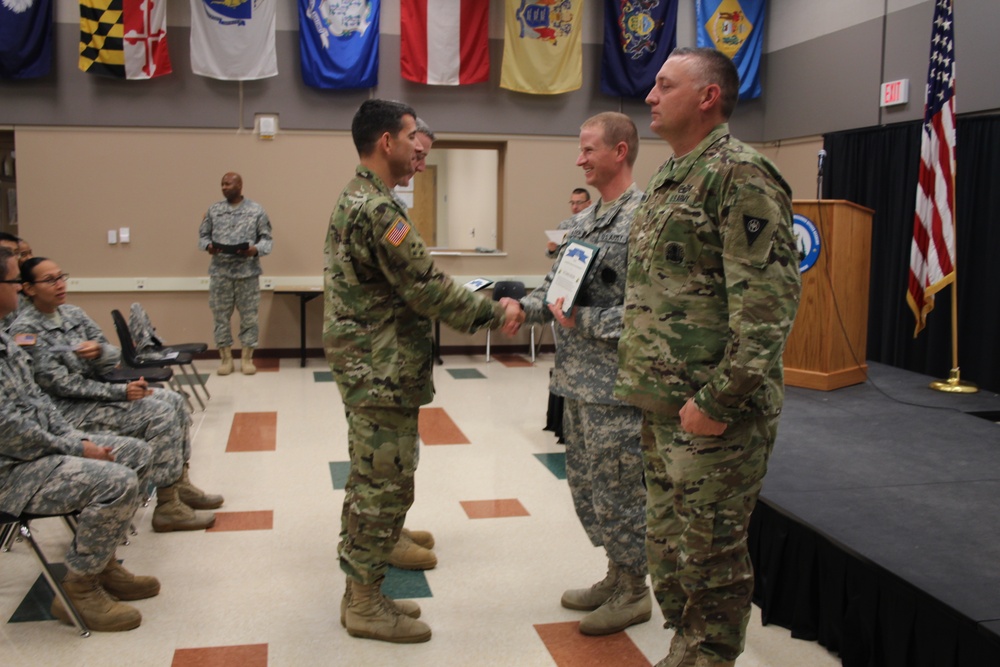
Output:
[
  {"xmin": 10, "ymin": 302, "xmax": 191, "ymax": 488},
  {"xmin": 521, "ymin": 184, "xmax": 646, "ymax": 578},
  {"xmin": 324, "ymin": 165, "xmax": 508, "ymax": 585},
  {"xmin": 615, "ymin": 124, "xmax": 801, "ymax": 662},
  {"xmin": 0, "ymin": 331, "xmax": 150, "ymax": 575},
  {"xmin": 198, "ymin": 197, "xmax": 273, "ymax": 348}
]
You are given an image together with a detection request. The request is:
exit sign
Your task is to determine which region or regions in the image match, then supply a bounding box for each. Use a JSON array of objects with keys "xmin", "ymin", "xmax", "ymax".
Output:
[{"xmin": 880, "ymin": 79, "xmax": 910, "ymax": 107}]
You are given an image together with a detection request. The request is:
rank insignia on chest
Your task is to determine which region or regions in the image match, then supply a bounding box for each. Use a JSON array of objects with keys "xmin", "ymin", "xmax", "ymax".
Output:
[
  {"xmin": 13, "ymin": 333, "xmax": 36, "ymax": 346},
  {"xmin": 743, "ymin": 215, "xmax": 769, "ymax": 246},
  {"xmin": 384, "ymin": 218, "xmax": 411, "ymax": 247},
  {"xmin": 665, "ymin": 242, "xmax": 685, "ymax": 263}
]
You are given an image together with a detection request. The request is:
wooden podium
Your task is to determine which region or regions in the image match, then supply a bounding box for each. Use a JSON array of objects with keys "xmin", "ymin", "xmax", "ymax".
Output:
[{"xmin": 783, "ymin": 200, "xmax": 874, "ymax": 391}]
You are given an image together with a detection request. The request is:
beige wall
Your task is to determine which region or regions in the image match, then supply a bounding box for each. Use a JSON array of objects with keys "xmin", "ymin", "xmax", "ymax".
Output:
[{"xmin": 16, "ymin": 126, "xmax": 820, "ymax": 352}]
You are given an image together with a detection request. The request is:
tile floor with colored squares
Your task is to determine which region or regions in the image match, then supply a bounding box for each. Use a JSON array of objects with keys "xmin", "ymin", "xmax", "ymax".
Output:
[{"xmin": 0, "ymin": 355, "xmax": 841, "ymax": 667}]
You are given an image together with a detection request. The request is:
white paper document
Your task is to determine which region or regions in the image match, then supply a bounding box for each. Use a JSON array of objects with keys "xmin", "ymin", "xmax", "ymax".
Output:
[{"xmin": 545, "ymin": 241, "xmax": 600, "ymax": 314}]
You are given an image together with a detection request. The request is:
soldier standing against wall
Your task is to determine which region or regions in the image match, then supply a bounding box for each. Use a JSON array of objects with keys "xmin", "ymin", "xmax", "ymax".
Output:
[
  {"xmin": 198, "ymin": 172, "xmax": 273, "ymax": 375},
  {"xmin": 616, "ymin": 48, "xmax": 801, "ymax": 667},
  {"xmin": 521, "ymin": 112, "xmax": 650, "ymax": 636}
]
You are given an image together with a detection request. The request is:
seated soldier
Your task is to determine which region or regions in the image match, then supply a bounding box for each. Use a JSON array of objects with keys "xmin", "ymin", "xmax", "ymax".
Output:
[
  {"xmin": 0, "ymin": 246, "xmax": 160, "ymax": 632},
  {"xmin": 10, "ymin": 257, "xmax": 223, "ymax": 532}
]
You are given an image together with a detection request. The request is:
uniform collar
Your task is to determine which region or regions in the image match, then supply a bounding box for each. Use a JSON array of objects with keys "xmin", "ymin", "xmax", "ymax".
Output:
[
  {"xmin": 652, "ymin": 124, "xmax": 730, "ymax": 189},
  {"xmin": 355, "ymin": 165, "xmax": 395, "ymax": 199}
]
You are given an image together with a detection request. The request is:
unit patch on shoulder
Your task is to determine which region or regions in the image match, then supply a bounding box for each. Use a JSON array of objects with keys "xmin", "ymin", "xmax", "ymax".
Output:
[
  {"xmin": 13, "ymin": 333, "xmax": 36, "ymax": 347},
  {"xmin": 384, "ymin": 218, "xmax": 411, "ymax": 247},
  {"xmin": 743, "ymin": 215, "xmax": 769, "ymax": 246}
]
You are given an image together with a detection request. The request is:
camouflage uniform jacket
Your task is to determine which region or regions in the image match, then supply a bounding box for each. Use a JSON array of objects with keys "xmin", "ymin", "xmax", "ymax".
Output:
[
  {"xmin": 522, "ymin": 184, "xmax": 643, "ymax": 405},
  {"xmin": 324, "ymin": 165, "xmax": 506, "ymax": 408},
  {"xmin": 615, "ymin": 124, "xmax": 801, "ymax": 421},
  {"xmin": 0, "ymin": 331, "xmax": 89, "ymax": 514},
  {"xmin": 198, "ymin": 197, "xmax": 273, "ymax": 279},
  {"xmin": 9, "ymin": 302, "xmax": 128, "ymax": 402}
]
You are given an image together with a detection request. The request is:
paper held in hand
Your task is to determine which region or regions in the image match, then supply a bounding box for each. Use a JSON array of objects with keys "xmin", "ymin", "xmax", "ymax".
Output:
[
  {"xmin": 545, "ymin": 229, "xmax": 569, "ymax": 245},
  {"xmin": 545, "ymin": 240, "xmax": 600, "ymax": 315}
]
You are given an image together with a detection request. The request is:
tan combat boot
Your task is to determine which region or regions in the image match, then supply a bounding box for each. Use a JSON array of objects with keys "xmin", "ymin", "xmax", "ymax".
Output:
[
  {"xmin": 339, "ymin": 580, "xmax": 421, "ymax": 627},
  {"xmin": 387, "ymin": 532, "xmax": 437, "ymax": 570},
  {"xmin": 344, "ymin": 579, "xmax": 432, "ymax": 643},
  {"xmin": 561, "ymin": 559, "xmax": 619, "ymax": 610},
  {"xmin": 152, "ymin": 485, "xmax": 216, "ymax": 532},
  {"xmin": 217, "ymin": 347, "xmax": 233, "ymax": 376},
  {"xmin": 176, "ymin": 462, "xmax": 224, "ymax": 510},
  {"xmin": 655, "ymin": 633, "xmax": 698, "ymax": 667},
  {"xmin": 241, "ymin": 347, "xmax": 257, "ymax": 375},
  {"xmin": 579, "ymin": 570, "xmax": 652, "ymax": 635},
  {"xmin": 98, "ymin": 559, "xmax": 161, "ymax": 601},
  {"xmin": 51, "ymin": 570, "xmax": 142, "ymax": 632},
  {"xmin": 401, "ymin": 527, "xmax": 434, "ymax": 549}
]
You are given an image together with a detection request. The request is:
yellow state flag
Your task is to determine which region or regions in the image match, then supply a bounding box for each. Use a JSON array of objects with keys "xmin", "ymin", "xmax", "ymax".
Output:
[{"xmin": 500, "ymin": 0, "xmax": 583, "ymax": 95}]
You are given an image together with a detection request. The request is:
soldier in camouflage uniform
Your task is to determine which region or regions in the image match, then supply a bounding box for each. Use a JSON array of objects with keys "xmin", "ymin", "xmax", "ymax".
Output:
[
  {"xmin": 0, "ymin": 232, "xmax": 24, "ymax": 330},
  {"xmin": 615, "ymin": 49, "xmax": 802, "ymax": 667},
  {"xmin": 324, "ymin": 99, "xmax": 524, "ymax": 644},
  {"xmin": 198, "ymin": 172, "xmax": 273, "ymax": 375},
  {"xmin": 520, "ymin": 112, "xmax": 649, "ymax": 636},
  {"xmin": 12, "ymin": 257, "xmax": 222, "ymax": 533},
  {"xmin": 0, "ymin": 248, "xmax": 160, "ymax": 632}
]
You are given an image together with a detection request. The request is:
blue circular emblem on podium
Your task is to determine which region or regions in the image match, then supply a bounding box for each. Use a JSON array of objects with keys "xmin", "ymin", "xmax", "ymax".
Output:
[{"xmin": 793, "ymin": 214, "xmax": 821, "ymax": 273}]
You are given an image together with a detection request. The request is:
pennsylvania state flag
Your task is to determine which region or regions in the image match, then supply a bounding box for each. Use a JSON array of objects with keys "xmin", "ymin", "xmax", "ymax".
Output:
[
  {"xmin": 601, "ymin": 0, "xmax": 678, "ymax": 98},
  {"xmin": 79, "ymin": 0, "xmax": 172, "ymax": 79},
  {"xmin": 1, "ymin": 0, "xmax": 53, "ymax": 79},
  {"xmin": 500, "ymin": 0, "xmax": 583, "ymax": 95},
  {"xmin": 299, "ymin": 0, "xmax": 379, "ymax": 89},
  {"xmin": 696, "ymin": 0, "xmax": 764, "ymax": 100}
]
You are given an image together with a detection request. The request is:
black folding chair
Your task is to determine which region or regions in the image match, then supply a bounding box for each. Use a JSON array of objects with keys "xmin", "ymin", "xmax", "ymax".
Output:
[
  {"xmin": 110, "ymin": 310, "xmax": 204, "ymax": 411},
  {"xmin": 128, "ymin": 303, "xmax": 211, "ymax": 402},
  {"xmin": 0, "ymin": 511, "xmax": 91, "ymax": 637}
]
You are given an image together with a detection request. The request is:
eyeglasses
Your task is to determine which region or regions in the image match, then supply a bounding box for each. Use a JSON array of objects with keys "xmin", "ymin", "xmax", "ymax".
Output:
[
  {"xmin": 30, "ymin": 273, "xmax": 70, "ymax": 286},
  {"xmin": 0, "ymin": 279, "xmax": 22, "ymax": 285}
]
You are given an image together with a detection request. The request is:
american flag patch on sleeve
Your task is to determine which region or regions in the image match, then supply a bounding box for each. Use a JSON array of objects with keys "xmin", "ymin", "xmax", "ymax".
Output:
[{"xmin": 384, "ymin": 218, "xmax": 411, "ymax": 247}]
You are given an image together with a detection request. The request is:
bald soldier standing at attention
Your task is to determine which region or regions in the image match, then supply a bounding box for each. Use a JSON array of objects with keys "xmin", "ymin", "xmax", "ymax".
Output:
[
  {"xmin": 324, "ymin": 99, "xmax": 524, "ymax": 644},
  {"xmin": 616, "ymin": 48, "xmax": 801, "ymax": 667}
]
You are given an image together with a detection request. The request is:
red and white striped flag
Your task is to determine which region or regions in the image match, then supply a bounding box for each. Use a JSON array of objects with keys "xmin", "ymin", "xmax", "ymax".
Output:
[
  {"xmin": 400, "ymin": 0, "xmax": 489, "ymax": 85},
  {"xmin": 908, "ymin": 0, "xmax": 956, "ymax": 336}
]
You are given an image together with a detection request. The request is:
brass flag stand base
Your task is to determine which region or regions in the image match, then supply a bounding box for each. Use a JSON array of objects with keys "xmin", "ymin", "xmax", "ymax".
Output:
[{"xmin": 929, "ymin": 368, "xmax": 979, "ymax": 394}]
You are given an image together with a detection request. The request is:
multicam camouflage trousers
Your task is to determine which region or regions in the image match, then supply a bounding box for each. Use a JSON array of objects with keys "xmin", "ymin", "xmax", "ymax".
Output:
[
  {"xmin": 641, "ymin": 410, "xmax": 779, "ymax": 663},
  {"xmin": 55, "ymin": 388, "xmax": 191, "ymax": 489},
  {"xmin": 562, "ymin": 398, "xmax": 647, "ymax": 577},
  {"xmin": 339, "ymin": 405, "xmax": 419, "ymax": 585},
  {"xmin": 20, "ymin": 434, "xmax": 150, "ymax": 575},
  {"xmin": 209, "ymin": 275, "xmax": 260, "ymax": 348}
]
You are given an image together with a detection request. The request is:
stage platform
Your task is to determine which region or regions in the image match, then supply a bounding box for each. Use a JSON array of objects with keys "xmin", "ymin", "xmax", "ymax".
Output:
[{"xmin": 750, "ymin": 362, "xmax": 1000, "ymax": 667}]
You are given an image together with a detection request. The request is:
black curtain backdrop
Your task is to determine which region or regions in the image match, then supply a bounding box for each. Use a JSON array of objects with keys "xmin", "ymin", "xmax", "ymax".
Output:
[{"xmin": 822, "ymin": 115, "xmax": 1000, "ymax": 393}]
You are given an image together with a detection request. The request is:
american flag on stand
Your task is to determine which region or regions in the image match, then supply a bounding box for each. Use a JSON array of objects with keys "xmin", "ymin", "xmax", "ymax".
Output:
[{"xmin": 907, "ymin": 0, "xmax": 956, "ymax": 336}]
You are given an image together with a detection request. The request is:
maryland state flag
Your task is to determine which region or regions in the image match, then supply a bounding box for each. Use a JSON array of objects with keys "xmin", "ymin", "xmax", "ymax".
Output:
[
  {"xmin": 601, "ymin": 0, "xmax": 678, "ymax": 98},
  {"xmin": 299, "ymin": 0, "xmax": 379, "ymax": 89},
  {"xmin": 695, "ymin": 0, "xmax": 765, "ymax": 100},
  {"xmin": 500, "ymin": 0, "xmax": 583, "ymax": 95},
  {"xmin": 1, "ymin": 0, "xmax": 53, "ymax": 79},
  {"xmin": 79, "ymin": 0, "xmax": 172, "ymax": 79}
]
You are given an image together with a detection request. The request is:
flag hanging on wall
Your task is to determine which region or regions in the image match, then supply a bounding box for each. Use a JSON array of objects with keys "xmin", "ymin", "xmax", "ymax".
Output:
[
  {"xmin": 299, "ymin": 0, "xmax": 378, "ymax": 89},
  {"xmin": 695, "ymin": 0, "xmax": 765, "ymax": 100},
  {"xmin": 79, "ymin": 0, "xmax": 172, "ymax": 79},
  {"xmin": 1, "ymin": 0, "xmax": 53, "ymax": 79},
  {"xmin": 190, "ymin": 0, "xmax": 277, "ymax": 81},
  {"xmin": 908, "ymin": 0, "xmax": 956, "ymax": 336},
  {"xmin": 500, "ymin": 0, "xmax": 583, "ymax": 95},
  {"xmin": 601, "ymin": 0, "xmax": 678, "ymax": 98},
  {"xmin": 401, "ymin": 0, "xmax": 488, "ymax": 86}
]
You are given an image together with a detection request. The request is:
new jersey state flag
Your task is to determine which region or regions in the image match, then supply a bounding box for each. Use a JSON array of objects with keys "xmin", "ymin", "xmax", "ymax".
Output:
[
  {"xmin": 401, "ymin": 0, "xmax": 488, "ymax": 86},
  {"xmin": 601, "ymin": 0, "xmax": 678, "ymax": 98},
  {"xmin": 696, "ymin": 0, "xmax": 764, "ymax": 100},
  {"xmin": 191, "ymin": 0, "xmax": 277, "ymax": 81},
  {"xmin": 500, "ymin": 0, "xmax": 582, "ymax": 95},
  {"xmin": 1, "ymin": 0, "xmax": 53, "ymax": 79},
  {"xmin": 79, "ymin": 0, "xmax": 172, "ymax": 79},
  {"xmin": 299, "ymin": 0, "xmax": 378, "ymax": 89}
]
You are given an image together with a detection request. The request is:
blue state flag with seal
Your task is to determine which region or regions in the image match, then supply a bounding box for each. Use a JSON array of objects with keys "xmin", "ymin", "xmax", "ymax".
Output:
[
  {"xmin": 601, "ymin": 0, "xmax": 679, "ymax": 99},
  {"xmin": 695, "ymin": 0, "xmax": 765, "ymax": 100},
  {"xmin": 0, "ymin": 0, "xmax": 53, "ymax": 80},
  {"xmin": 299, "ymin": 0, "xmax": 379, "ymax": 89}
]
